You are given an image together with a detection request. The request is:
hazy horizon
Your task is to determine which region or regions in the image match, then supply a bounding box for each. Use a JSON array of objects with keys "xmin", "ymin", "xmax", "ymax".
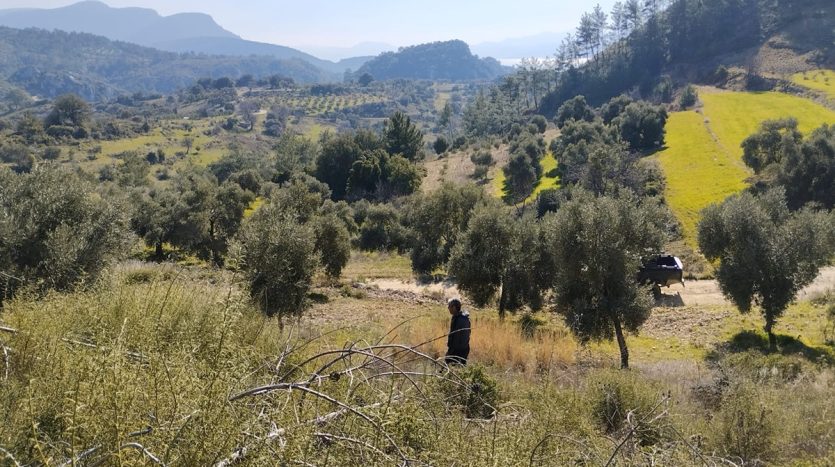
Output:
[{"xmin": 0, "ymin": 0, "xmax": 618, "ymax": 56}]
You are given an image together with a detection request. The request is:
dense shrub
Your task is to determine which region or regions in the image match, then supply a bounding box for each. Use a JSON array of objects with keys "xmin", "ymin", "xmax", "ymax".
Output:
[
  {"xmin": 0, "ymin": 166, "xmax": 133, "ymax": 302},
  {"xmin": 433, "ymin": 136, "xmax": 449, "ymax": 154},
  {"xmin": 679, "ymin": 84, "xmax": 698, "ymax": 109},
  {"xmin": 530, "ymin": 115, "xmax": 547, "ymax": 133},
  {"xmin": 586, "ymin": 370, "xmax": 670, "ymax": 446},
  {"xmin": 470, "ymin": 150, "xmax": 494, "ymax": 167},
  {"xmin": 612, "ymin": 101, "xmax": 667, "ymax": 151},
  {"xmin": 235, "ymin": 211, "xmax": 317, "ymax": 317},
  {"xmin": 358, "ymin": 204, "xmax": 408, "ymax": 252},
  {"xmin": 554, "ymin": 95, "xmax": 595, "ymax": 128},
  {"xmin": 600, "ymin": 95, "xmax": 634, "ymax": 124},
  {"xmin": 712, "ymin": 383, "xmax": 777, "ymax": 464},
  {"xmin": 437, "ymin": 365, "xmax": 500, "ymax": 419}
]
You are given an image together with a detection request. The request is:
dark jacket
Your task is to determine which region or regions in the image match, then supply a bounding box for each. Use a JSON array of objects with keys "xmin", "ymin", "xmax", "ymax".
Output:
[{"xmin": 446, "ymin": 311, "xmax": 471, "ymax": 365}]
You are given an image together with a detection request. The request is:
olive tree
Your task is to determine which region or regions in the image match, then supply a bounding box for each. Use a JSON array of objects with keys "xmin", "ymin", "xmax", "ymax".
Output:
[
  {"xmin": 235, "ymin": 210, "xmax": 318, "ymax": 317},
  {"xmin": 541, "ymin": 192, "xmax": 669, "ymax": 368},
  {"xmin": 698, "ymin": 188, "xmax": 834, "ymax": 349},
  {"xmin": 313, "ymin": 214, "xmax": 351, "ymax": 279},
  {"xmin": 405, "ymin": 183, "xmax": 483, "ymax": 275},
  {"xmin": 448, "ymin": 204, "xmax": 542, "ymax": 317},
  {"xmin": 44, "ymin": 94, "xmax": 90, "ymax": 129},
  {"xmin": 234, "ymin": 179, "xmax": 353, "ymax": 315},
  {"xmin": 0, "ymin": 166, "xmax": 132, "ymax": 302}
]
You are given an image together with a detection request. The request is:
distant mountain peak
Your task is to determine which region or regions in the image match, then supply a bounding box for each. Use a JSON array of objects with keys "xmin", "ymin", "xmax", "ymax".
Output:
[{"xmin": 0, "ymin": 1, "xmax": 239, "ymax": 46}]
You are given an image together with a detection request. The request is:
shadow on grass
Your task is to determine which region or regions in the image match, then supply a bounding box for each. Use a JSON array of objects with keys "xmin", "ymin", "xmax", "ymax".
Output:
[{"xmin": 706, "ymin": 330, "xmax": 835, "ymax": 365}]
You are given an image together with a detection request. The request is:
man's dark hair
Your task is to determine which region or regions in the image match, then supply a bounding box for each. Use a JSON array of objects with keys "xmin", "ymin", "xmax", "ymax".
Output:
[{"xmin": 447, "ymin": 298, "xmax": 462, "ymax": 313}]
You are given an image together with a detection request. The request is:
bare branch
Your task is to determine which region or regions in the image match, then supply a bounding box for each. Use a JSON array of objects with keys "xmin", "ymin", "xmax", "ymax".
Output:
[
  {"xmin": 314, "ymin": 432, "xmax": 393, "ymax": 460},
  {"xmin": 119, "ymin": 442, "xmax": 166, "ymax": 465},
  {"xmin": 0, "ymin": 447, "xmax": 22, "ymax": 467},
  {"xmin": 59, "ymin": 445, "xmax": 101, "ymax": 467},
  {"xmin": 1, "ymin": 339, "xmax": 9, "ymax": 381},
  {"xmin": 229, "ymin": 383, "xmax": 406, "ymax": 460},
  {"xmin": 61, "ymin": 337, "xmax": 148, "ymax": 362}
]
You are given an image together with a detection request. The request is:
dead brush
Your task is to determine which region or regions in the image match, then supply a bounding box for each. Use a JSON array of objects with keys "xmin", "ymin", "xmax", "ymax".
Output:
[{"xmin": 396, "ymin": 314, "xmax": 577, "ymax": 376}]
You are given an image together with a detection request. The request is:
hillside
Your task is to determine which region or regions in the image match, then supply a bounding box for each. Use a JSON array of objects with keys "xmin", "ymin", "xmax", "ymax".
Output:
[
  {"xmin": 0, "ymin": 1, "xmax": 237, "ymax": 46},
  {"xmin": 356, "ymin": 40, "xmax": 510, "ymax": 81},
  {"xmin": 0, "ymin": 1, "xmax": 365, "ymax": 76},
  {"xmin": 540, "ymin": 0, "xmax": 835, "ymax": 113},
  {"xmin": 152, "ymin": 36, "xmax": 369, "ymax": 74},
  {"xmin": 0, "ymin": 27, "xmax": 331, "ymax": 100}
]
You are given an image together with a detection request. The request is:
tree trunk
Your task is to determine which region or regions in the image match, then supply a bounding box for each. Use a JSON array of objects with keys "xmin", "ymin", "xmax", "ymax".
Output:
[
  {"xmin": 764, "ymin": 316, "xmax": 777, "ymax": 351},
  {"xmin": 154, "ymin": 241, "xmax": 164, "ymax": 261},
  {"xmin": 612, "ymin": 316, "xmax": 629, "ymax": 369},
  {"xmin": 498, "ymin": 284, "xmax": 507, "ymax": 321}
]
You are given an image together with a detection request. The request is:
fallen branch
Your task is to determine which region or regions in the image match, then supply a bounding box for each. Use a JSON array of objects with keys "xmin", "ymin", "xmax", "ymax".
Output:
[
  {"xmin": 58, "ymin": 446, "xmax": 101, "ymax": 467},
  {"xmin": 119, "ymin": 442, "xmax": 166, "ymax": 465},
  {"xmin": 89, "ymin": 442, "xmax": 166, "ymax": 467},
  {"xmin": 229, "ymin": 383, "xmax": 406, "ymax": 461},
  {"xmin": 1, "ymin": 339, "xmax": 9, "ymax": 381},
  {"xmin": 0, "ymin": 325, "xmax": 147, "ymax": 362}
]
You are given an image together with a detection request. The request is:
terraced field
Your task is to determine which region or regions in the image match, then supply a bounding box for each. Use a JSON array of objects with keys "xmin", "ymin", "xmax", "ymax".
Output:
[
  {"xmin": 790, "ymin": 69, "xmax": 835, "ymax": 100},
  {"xmin": 274, "ymin": 93, "xmax": 387, "ymax": 116},
  {"xmin": 657, "ymin": 89, "xmax": 835, "ymax": 245},
  {"xmin": 53, "ymin": 118, "xmax": 225, "ymax": 176},
  {"xmin": 655, "ymin": 111, "xmax": 748, "ymax": 244}
]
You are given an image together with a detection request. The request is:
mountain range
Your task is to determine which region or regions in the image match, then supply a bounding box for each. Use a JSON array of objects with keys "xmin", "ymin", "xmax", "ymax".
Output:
[
  {"xmin": 0, "ymin": 1, "xmax": 521, "ymax": 99},
  {"xmin": 0, "ymin": 1, "xmax": 368, "ymax": 74}
]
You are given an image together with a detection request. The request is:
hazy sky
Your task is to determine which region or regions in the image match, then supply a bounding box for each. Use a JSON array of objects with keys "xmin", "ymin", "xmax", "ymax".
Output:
[{"xmin": 0, "ymin": 0, "xmax": 620, "ymax": 48}]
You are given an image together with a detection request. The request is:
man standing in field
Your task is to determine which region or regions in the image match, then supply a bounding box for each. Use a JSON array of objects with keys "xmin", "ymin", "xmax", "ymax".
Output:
[{"xmin": 445, "ymin": 298, "xmax": 470, "ymax": 366}]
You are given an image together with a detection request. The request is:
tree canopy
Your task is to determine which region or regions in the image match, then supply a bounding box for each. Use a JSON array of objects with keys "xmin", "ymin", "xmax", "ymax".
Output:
[
  {"xmin": 698, "ymin": 188, "xmax": 834, "ymax": 348},
  {"xmin": 540, "ymin": 192, "xmax": 671, "ymax": 368}
]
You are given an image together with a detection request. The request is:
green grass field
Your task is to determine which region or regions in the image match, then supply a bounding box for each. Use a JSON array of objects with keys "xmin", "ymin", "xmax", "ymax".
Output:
[
  {"xmin": 700, "ymin": 91, "xmax": 835, "ymax": 159},
  {"xmin": 655, "ymin": 111, "xmax": 749, "ymax": 244},
  {"xmin": 790, "ymin": 69, "xmax": 835, "ymax": 100},
  {"xmin": 528, "ymin": 152, "xmax": 560, "ymax": 199},
  {"xmin": 493, "ymin": 152, "xmax": 561, "ymax": 203},
  {"xmin": 658, "ymin": 90, "xmax": 835, "ymax": 245}
]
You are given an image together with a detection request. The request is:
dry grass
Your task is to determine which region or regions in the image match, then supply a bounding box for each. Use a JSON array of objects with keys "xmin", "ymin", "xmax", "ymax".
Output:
[
  {"xmin": 397, "ymin": 314, "xmax": 578, "ymax": 377},
  {"xmin": 1, "ymin": 261, "xmax": 834, "ymax": 465}
]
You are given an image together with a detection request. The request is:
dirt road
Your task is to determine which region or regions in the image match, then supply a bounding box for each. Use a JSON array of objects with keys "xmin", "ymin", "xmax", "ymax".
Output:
[{"xmin": 369, "ymin": 267, "xmax": 835, "ymax": 307}]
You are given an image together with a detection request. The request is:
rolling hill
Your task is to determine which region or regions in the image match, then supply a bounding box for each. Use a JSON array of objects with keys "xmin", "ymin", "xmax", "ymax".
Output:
[
  {"xmin": 151, "ymin": 37, "xmax": 371, "ymax": 74},
  {"xmin": 0, "ymin": 27, "xmax": 331, "ymax": 100},
  {"xmin": 356, "ymin": 40, "xmax": 511, "ymax": 82}
]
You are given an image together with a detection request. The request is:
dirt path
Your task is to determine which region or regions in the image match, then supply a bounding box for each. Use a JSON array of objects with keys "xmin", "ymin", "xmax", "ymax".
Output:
[{"xmin": 369, "ymin": 266, "xmax": 835, "ymax": 307}]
